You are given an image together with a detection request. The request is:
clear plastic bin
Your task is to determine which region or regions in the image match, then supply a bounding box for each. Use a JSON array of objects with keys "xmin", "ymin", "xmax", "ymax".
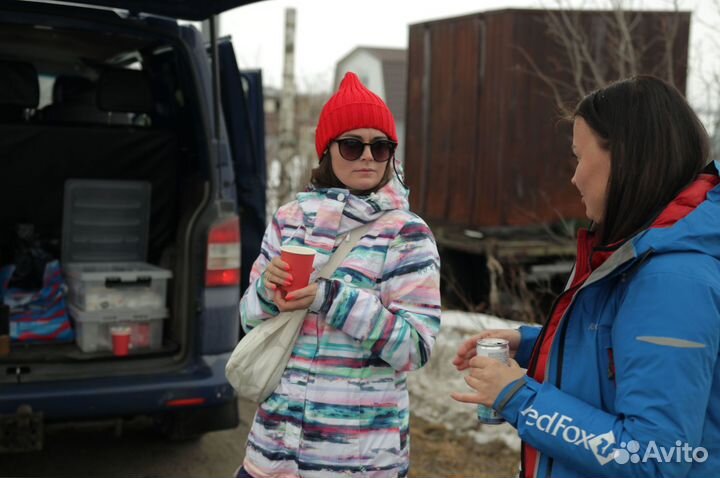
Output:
[
  {"xmin": 69, "ymin": 305, "xmax": 167, "ymax": 353},
  {"xmin": 65, "ymin": 262, "xmax": 172, "ymax": 311}
]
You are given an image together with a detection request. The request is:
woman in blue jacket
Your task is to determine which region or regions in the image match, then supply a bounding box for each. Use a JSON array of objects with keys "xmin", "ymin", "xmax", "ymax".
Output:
[{"xmin": 452, "ymin": 75, "xmax": 720, "ymax": 478}]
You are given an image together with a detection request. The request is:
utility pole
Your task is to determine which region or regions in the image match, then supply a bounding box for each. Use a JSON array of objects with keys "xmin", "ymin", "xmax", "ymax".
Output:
[{"xmin": 276, "ymin": 8, "xmax": 297, "ymax": 206}]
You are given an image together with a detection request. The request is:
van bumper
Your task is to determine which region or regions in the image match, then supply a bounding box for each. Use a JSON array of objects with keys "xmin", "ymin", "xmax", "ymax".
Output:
[{"xmin": 0, "ymin": 353, "xmax": 237, "ymax": 426}]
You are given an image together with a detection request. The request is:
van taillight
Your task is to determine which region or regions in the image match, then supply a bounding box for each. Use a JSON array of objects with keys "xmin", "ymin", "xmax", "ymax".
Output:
[{"xmin": 206, "ymin": 216, "xmax": 241, "ymax": 287}]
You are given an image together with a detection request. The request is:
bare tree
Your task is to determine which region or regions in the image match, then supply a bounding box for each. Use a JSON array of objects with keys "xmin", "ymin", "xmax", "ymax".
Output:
[
  {"xmin": 518, "ymin": 0, "xmax": 687, "ymax": 116},
  {"xmin": 266, "ymin": 9, "xmax": 331, "ymax": 221},
  {"xmin": 693, "ymin": 0, "xmax": 720, "ymax": 159},
  {"xmin": 295, "ymin": 75, "xmax": 331, "ymax": 193}
]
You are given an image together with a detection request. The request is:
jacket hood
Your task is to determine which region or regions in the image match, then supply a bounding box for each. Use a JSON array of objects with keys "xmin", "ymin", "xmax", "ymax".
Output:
[{"xmin": 633, "ymin": 175, "xmax": 720, "ymax": 260}]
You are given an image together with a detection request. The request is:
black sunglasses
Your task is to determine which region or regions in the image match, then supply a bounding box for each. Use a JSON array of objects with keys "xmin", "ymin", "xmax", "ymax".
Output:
[{"xmin": 332, "ymin": 138, "xmax": 397, "ymax": 162}]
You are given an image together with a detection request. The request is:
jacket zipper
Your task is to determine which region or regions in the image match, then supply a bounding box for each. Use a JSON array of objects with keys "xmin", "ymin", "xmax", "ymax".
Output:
[
  {"xmin": 522, "ymin": 286, "xmax": 574, "ymax": 478},
  {"xmin": 533, "ymin": 243, "xmax": 605, "ymax": 477},
  {"xmin": 525, "ymin": 240, "xmax": 648, "ymax": 477},
  {"xmin": 544, "ymin": 253, "xmax": 647, "ymax": 477},
  {"xmin": 546, "ymin": 298, "xmax": 577, "ymax": 478}
]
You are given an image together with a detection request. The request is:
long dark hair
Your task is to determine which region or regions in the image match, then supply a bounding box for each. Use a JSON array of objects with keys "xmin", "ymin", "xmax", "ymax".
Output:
[
  {"xmin": 310, "ymin": 152, "xmax": 393, "ymax": 195},
  {"xmin": 574, "ymin": 75, "xmax": 710, "ymax": 245}
]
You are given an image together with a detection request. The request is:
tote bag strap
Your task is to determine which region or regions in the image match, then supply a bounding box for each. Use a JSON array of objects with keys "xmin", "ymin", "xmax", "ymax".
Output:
[{"xmin": 316, "ymin": 220, "xmax": 378, "ymax": 280}]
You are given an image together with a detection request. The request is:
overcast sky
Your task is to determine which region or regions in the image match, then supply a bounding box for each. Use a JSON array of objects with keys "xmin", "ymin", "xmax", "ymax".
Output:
[{"xmin": 220, "ymin": 0, "xmax": 720, "ymax": 107}]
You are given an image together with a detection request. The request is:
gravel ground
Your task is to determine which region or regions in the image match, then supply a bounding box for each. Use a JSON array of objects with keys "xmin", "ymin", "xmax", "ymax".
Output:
[
  {"xmin": 0, "ymin": 399, "xmax": 517, "ymax": 478},
  {"xmin": 409, "ymin": 414, "xmax": 519, "ymax": 478}
]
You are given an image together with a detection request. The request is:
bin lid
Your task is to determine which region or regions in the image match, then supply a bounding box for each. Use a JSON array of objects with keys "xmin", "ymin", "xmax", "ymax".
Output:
[
  {"xmin": 64, "ymin": 262, "xmax": 172, "ymax": 281},
  {"xmin": 62, "ymin": 179, "xmax": 152, "ymax": 264},
  {"xmin": 68, "ymin": 304, "xmax": 169, "ymax": 322}
]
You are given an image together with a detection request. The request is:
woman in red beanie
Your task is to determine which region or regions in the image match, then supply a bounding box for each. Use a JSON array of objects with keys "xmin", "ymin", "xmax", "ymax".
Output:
[{"xmin": 236, "ymin": 72, "xmax": 442, "ymax": 478}]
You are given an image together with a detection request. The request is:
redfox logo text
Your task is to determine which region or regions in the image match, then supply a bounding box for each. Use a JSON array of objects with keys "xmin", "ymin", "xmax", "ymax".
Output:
[
  {"xmin": 520, "ymin": 406, "xmax": 709, "ymax": 465},
  {"xmin": 520, "ymin": 406, "xmax": 616, "ymax": 465}
]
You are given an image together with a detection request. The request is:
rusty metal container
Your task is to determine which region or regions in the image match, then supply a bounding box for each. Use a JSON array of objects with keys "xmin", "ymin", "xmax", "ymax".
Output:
[{"xmin": 405, "ymin": 9, "xmax": 690, "ymax": 230}]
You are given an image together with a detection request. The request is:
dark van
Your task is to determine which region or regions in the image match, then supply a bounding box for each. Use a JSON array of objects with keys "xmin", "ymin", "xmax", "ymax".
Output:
[{"xmin": 0, "ymin": 0, "xmax": 265, "ymax": 449}]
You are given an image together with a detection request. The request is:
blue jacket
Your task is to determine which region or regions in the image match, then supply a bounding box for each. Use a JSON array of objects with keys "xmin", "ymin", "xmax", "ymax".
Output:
[{"xmin": 495, "ymin": 179, "xmax": 720, "ymax": 477}]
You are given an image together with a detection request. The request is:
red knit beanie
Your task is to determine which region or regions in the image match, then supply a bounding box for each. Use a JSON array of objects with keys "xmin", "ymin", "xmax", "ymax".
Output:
[{"xmin": 315, "ymin": 72, "xmax": 397, "ymax": 159}]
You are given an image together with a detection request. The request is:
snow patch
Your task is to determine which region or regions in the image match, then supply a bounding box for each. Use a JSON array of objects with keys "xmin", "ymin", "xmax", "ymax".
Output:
[{"xmin": 408, "ymin": 310, "xmax": 528, "ymax": 451}]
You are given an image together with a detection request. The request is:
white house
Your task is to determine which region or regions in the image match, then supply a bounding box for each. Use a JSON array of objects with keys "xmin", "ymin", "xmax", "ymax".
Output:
[{"xmin": 334, "ymin": 47, "xmax": 407, "ymax": 165}]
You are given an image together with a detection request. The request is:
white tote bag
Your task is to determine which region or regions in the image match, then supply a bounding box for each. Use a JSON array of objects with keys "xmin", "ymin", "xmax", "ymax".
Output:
[{"xmin": 226, "ymin": 222, "xmax": 375, "ymax": 403}]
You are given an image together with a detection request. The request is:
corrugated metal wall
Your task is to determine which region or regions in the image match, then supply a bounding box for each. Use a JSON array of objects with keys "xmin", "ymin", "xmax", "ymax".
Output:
[{"xmin": 405, "ymin": 9, "xmax": 690, "ymax": 229}]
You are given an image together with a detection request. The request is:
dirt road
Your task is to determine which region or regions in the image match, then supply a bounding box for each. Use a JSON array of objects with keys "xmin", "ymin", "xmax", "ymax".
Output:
[
  {"xmin": 1, "ymin": 399, "xmax": 516, "ymax": 478},
  {"xmin": 1, "ymin": 400, "xmax": 255, "ymax": 478}
]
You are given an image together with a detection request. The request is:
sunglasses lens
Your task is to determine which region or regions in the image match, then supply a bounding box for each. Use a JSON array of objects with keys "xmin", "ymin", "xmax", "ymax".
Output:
[
  {"xmin": 336, "ymin": 139, "xmax": 396, "ymax": 162},
  {"xmin": 370, "ymin": 141, "xmax": 394, "ymax": 162},
  {"xmin": 338, "ymin": 139, "xmax": 364, "ymax": 160}
]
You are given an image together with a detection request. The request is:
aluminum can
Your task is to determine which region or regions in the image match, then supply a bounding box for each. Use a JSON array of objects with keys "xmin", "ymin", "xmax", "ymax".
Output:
[{"xmin": 476, "ymin": 338, "xmax": 510, "ymax": 424}]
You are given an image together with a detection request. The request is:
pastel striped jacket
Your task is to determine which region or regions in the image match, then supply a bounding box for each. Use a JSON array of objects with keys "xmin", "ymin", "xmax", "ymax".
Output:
[{"xmin": 239, "ymin": 178, "xmax": 442, "ymax": 478}]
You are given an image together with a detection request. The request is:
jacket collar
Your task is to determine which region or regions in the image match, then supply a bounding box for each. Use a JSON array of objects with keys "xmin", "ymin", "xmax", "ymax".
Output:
[
  {"xmin": 293, "ymin": 169, "xmax": 409, "ymax": 249},
  {"xmin": 577, "ymin": 174, "xmax": 720, "ymax": 288}
]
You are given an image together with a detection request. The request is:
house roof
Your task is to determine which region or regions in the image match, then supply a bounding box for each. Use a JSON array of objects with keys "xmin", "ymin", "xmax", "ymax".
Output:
[{"xmin": 357, "ymin": 47, "xmax": 407, "ymax": 63}]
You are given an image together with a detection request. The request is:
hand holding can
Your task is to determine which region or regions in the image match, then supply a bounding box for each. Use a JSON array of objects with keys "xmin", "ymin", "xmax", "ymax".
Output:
[
  {"xmin": 453, "ymin": 329, "xmax": 521, "ymax": 371},
  {"xmin": 476, "ymin": 338, "xmax": 510, "ymax": 424}
]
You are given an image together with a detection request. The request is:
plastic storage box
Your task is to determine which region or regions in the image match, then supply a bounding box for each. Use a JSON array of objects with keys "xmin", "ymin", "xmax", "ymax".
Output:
[
  {"xmin": 65, "ymin": 262, "xmax": 172, "ymax": 311},
  {"xmin": 62, "ymin": 180, "xmax": 152, "ymax": 264},
  {"xmin": 70, "ymin": 305, "xmax": 167, "ymax": 353},
  {"xmin": 62, "ymin": 180, "xmax": 172, "ymax": 353}
]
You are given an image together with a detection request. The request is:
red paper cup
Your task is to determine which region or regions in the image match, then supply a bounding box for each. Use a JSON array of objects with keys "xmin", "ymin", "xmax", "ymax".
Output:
[
  {"xmin": 111, "ymin": 326, "xmax": 131, "ymax": 357},
  {"xmin": 280, "ymin": 245, "xmax": 316, "ymax": 293}
]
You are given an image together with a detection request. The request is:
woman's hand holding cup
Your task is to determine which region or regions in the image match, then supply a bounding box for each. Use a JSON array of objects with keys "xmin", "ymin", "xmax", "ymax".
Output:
[
  {"xmin": 263, "ymin": 256, "xmax": 293, "ymax": 292},
  {"xmin": 264, "ymin": 245, "xmax": 318, "ymax": 312},
  {"xmin": 274, "ymin": 283, "xmax": 318, "ymax": 312}
]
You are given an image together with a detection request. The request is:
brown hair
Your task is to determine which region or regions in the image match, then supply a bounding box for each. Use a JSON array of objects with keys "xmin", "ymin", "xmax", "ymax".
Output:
[
  {"xmin": 573, "ymin": 75, "xmax": 709, "ymax": 245},
  {"xmin": 310, "ymin": 152, "xmax": 393, "ymax": 195}
]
